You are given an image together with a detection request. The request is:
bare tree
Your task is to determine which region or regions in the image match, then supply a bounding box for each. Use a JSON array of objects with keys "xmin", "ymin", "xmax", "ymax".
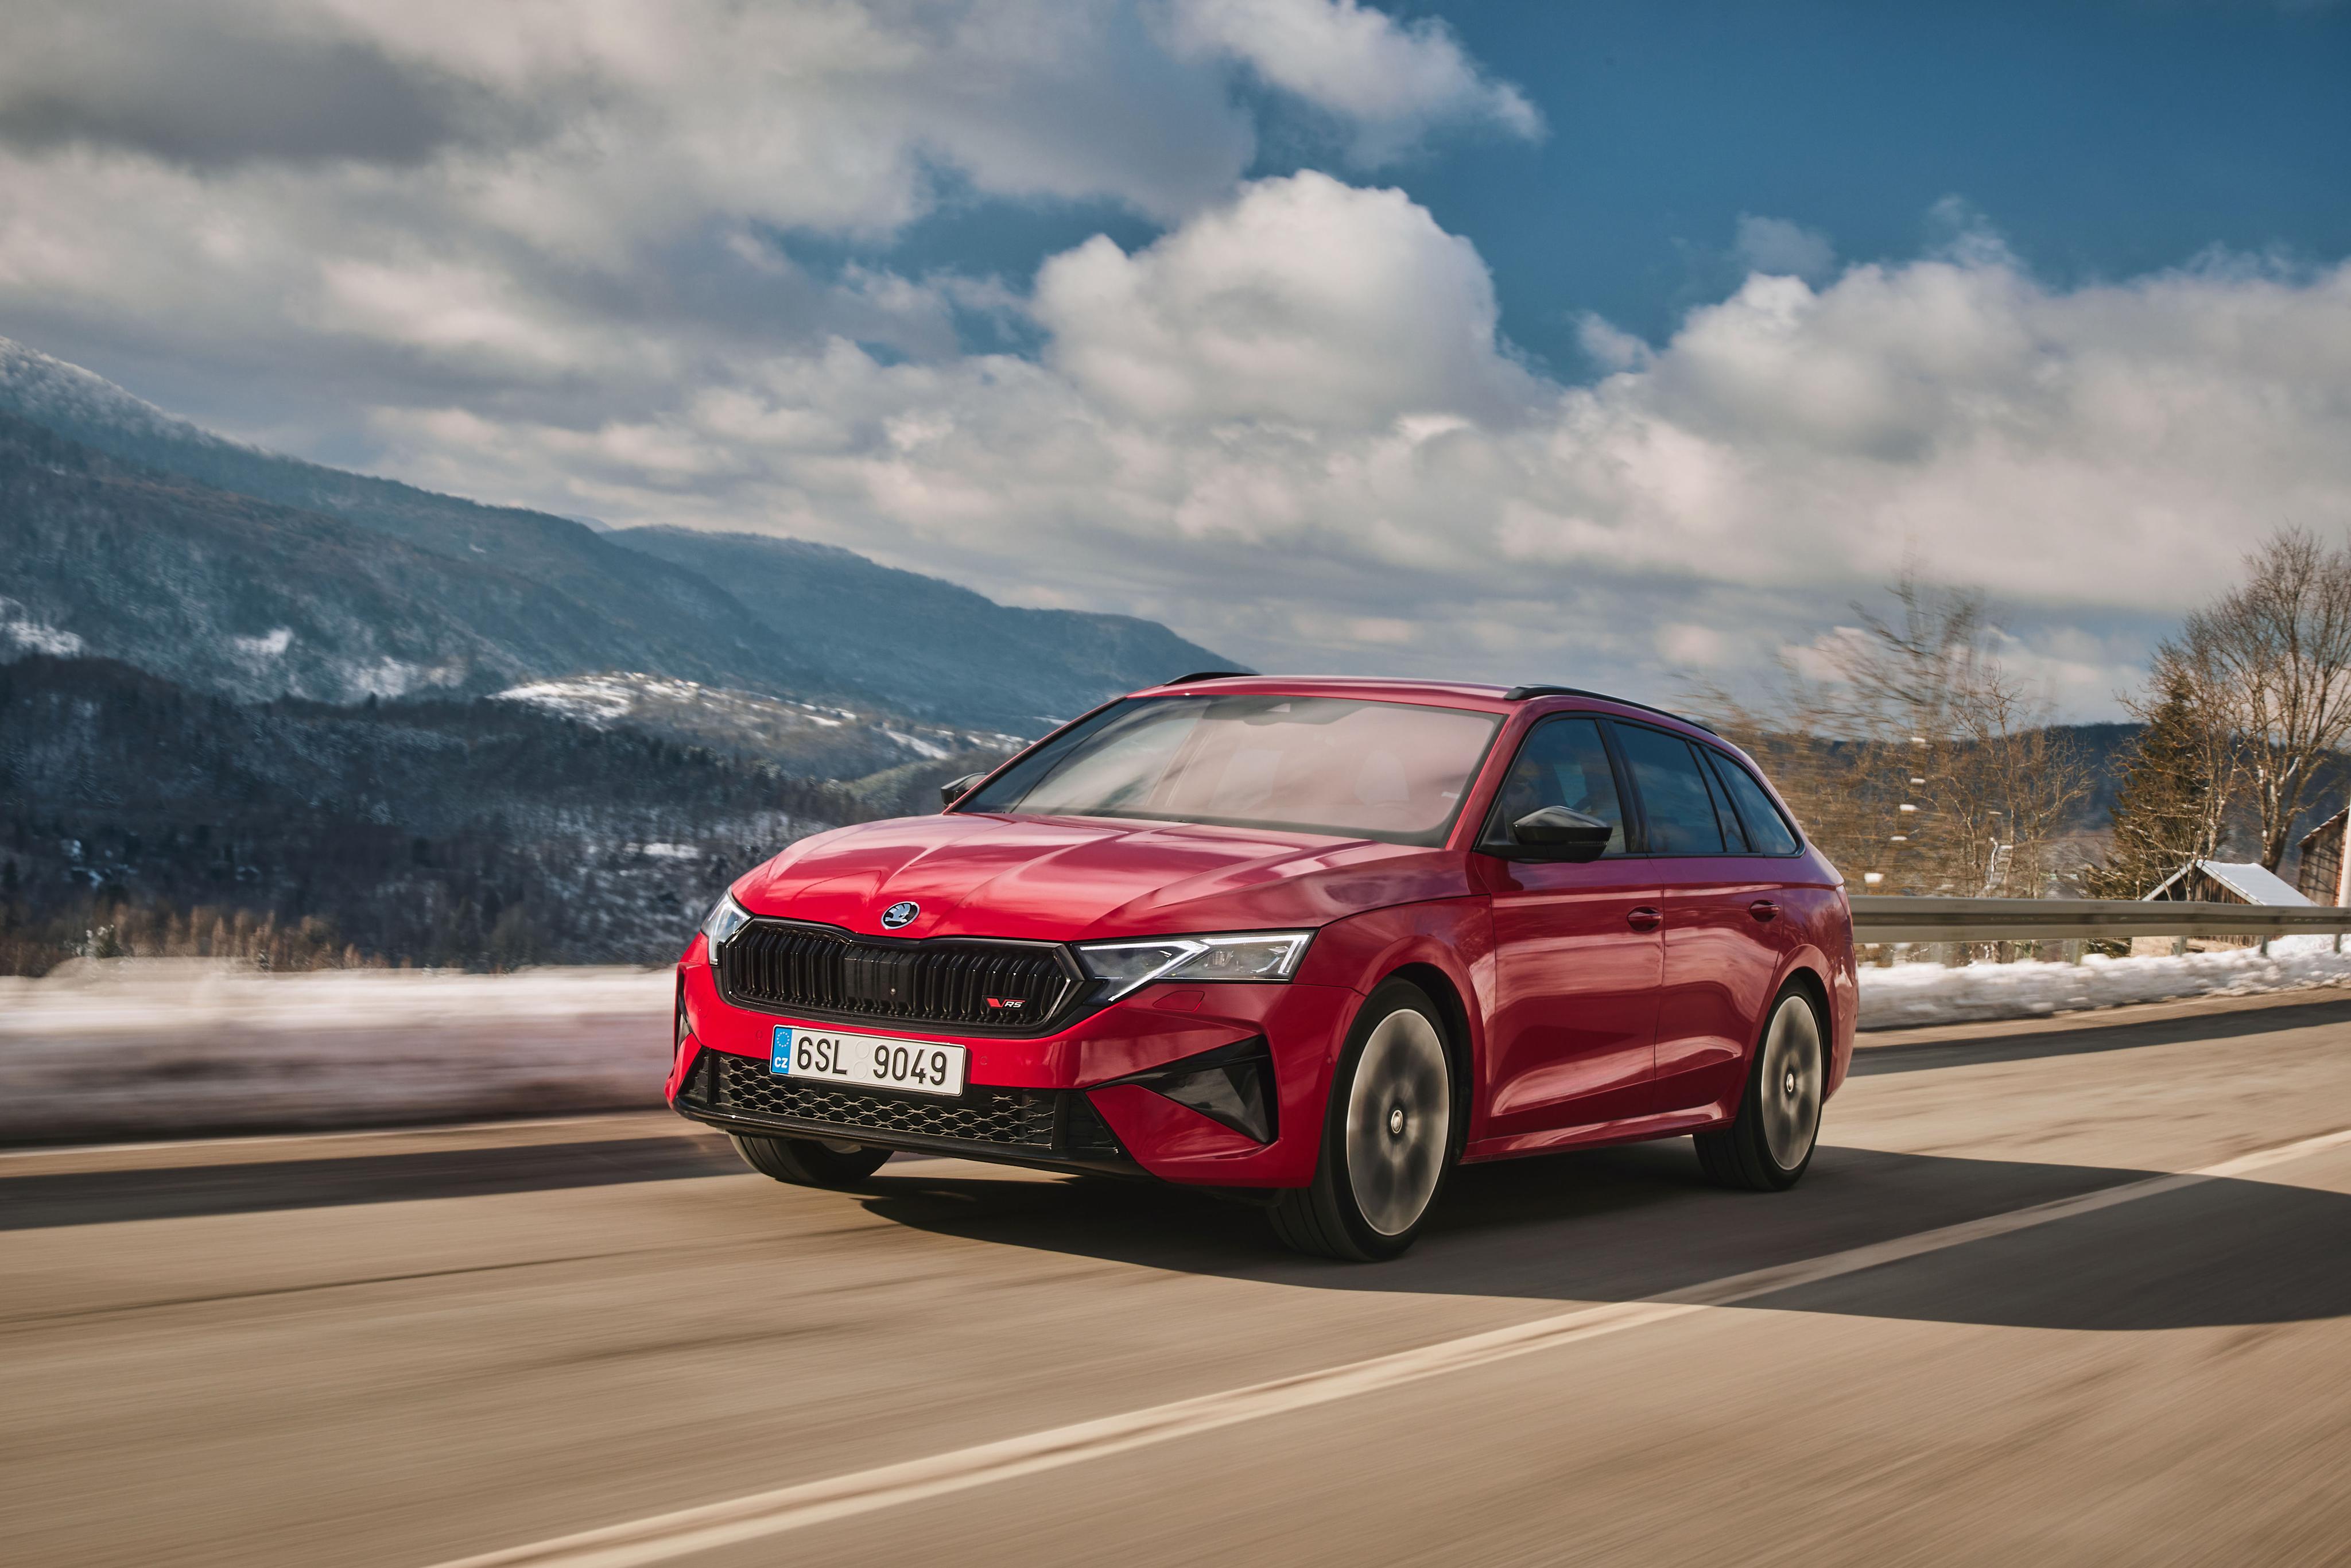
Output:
[
  {"xmin": 2158, "ymin": 529, "xmax": 2351, "ymax": 870},
  {"xmin": 1695, "ymin": 570, "xmax": 2090, "ymax": 896}
]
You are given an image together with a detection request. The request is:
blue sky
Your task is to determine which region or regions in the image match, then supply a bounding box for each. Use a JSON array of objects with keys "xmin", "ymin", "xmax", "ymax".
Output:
[
  {"xmin": 821, "ymin": 1, "xmax": 2351, "ymax": 373},
  {"xmin": 3, "ymin": 0, "xmax": 2349, "ymax": 715}
]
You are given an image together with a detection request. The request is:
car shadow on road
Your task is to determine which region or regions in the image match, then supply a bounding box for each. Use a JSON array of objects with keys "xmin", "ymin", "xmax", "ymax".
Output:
[{"xmin": 847, "ymin": 1138, "xmax": 2351, "ymax": 1334}]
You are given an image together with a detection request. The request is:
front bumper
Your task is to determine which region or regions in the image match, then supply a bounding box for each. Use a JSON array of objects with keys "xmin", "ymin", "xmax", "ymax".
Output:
[{"xmin": 669, "ymin": 940, "xmax": 1358, "ymax": 1188}]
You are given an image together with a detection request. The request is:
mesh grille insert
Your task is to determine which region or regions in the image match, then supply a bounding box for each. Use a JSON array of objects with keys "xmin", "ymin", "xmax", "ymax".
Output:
[
  {"xmin": 707, "ymin": 1052, "xmax": 1057, "ymax": 1149},
  {"xmin": 718, "ymin": 921, "xmax": 1074, "ymax": 1031}
]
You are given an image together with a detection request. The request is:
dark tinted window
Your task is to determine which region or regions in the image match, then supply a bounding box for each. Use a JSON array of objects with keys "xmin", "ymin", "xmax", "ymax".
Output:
[
  {"xmin": 1615, "ymin": 725, "xmax": 1726, "ymax": 855},
  {"xmin": 1486, "ymin": 718, "xmax": 1627, "ymax": 855},
  {"xmin": 1705, "ymin": 752, "xmax": 1802, "ymax": 855}
]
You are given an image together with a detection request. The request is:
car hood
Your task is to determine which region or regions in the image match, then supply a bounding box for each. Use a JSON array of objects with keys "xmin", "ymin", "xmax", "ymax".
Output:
[{"xmin": 731, "ymin": 812, "xmax": 1471, "ymax": 942}]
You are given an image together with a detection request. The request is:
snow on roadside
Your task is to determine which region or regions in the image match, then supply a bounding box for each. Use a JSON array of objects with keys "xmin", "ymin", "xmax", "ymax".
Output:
[
  {"xmin": 0, "ymin": 963, "xmax": 674, "ymax": 1143},
  {"xmin": 1857, "ymin": 938, "xmax": 2351, "ymax": 1030},
  {"xmin": 9, "ymin": 941, "xmax": 2351, "ymax": 1143}
]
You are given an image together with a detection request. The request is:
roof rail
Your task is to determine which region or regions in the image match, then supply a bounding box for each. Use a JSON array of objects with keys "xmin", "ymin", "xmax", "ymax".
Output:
[
  {"xmin": 1502, "ymin": 684, "xmax": 1717, "ymax": 735},
  {"xmin": 1164, "ymin": 670, "xmax": 1252, "ymax": 685}
]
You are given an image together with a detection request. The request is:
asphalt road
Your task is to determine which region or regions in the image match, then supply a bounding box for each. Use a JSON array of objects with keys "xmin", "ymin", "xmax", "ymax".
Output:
[{"xmin": 8, "ymin": 988, "xmax": 2351, "ymax": 1567}]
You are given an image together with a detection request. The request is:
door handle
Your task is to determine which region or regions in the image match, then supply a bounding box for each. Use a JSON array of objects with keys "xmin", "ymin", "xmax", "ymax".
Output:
[
  {"xmin": 1626, "ymin": 906, "xmax": 1663, "ymax": 932},
  {"xmin": 1748, "ymin": 900, "xmax": 1780, "ymax": 922}
]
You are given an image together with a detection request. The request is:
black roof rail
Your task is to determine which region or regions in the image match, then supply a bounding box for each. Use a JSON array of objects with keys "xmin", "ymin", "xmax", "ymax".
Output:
[
  {"xmin": 1503, "ymin": 684, "xmax": 1717, "ymax": 735},
  {"xmin": 1165, "ymin": 670, "xmax": 1252, "ymax": 685}
]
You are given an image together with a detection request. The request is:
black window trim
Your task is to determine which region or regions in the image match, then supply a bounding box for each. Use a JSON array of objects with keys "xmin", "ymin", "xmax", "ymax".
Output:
[{"xmin": 1697, "ymin": 744, "xmax": 1749, "ymax": 853}]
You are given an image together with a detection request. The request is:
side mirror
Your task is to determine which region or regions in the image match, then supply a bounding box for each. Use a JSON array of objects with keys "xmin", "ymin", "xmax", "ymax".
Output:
[
  {"xmin": 939, "ymin": 773, "xmax": 985, "ymax": 810},
  {"xmin": 1506, "ymin": 806, "xmax": 1612, "ymax": 863}
]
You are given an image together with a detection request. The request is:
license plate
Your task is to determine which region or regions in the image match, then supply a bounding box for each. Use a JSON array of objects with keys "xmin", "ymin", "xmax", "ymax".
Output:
[{"xmin": 770, "ymin": 1026, "xmax": 969, "ymax": 1098}]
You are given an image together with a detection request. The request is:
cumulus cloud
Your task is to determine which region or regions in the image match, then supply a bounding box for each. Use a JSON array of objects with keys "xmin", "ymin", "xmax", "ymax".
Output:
[
  {"xmin": 342, "ymin": 174, "xmax": 2351, "ymax": 715},
  {"xmin": 2, "ymin": 2, "xmax": 2344, "ymax": 717},
  {"xmin": 1732, "ymin": 215, "xmax": 1837, "ymax": 284},
  {"xmin": 1162, "ymin": 0, "xmax": 1543, "ymax": 162},
  {"xmin": 1034, "ymin": 171, "xmax": 1541, "ymax": 426}
]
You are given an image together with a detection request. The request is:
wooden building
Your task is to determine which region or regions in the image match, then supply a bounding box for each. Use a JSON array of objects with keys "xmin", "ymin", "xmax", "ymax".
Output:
[
  {"xmin": 2145, "ymin": 859, "xmax": 2313, "ymax": 907},
  {"xmin": 2296, "ymin": 809, "xmax": 2351, "ymax": 906},
  {"xmin": 2144, "ymin": 859, "xmax": 2313, "ymax": 948}
]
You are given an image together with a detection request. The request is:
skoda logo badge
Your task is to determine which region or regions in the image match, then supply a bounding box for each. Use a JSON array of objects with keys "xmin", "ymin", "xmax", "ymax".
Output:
[{"xmin": 880, "ymin": 900, "xmax": 920, "ymax": 930}]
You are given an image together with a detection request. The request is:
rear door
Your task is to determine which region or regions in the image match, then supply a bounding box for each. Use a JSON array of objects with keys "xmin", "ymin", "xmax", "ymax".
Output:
[
  {"xmin": 1609, "ymin": 723, "xmax": 1786, "ymax": 1115},
  {"xmin": 1477, "ymin": 716, "xmax": 1662, "ymax": 1136}
]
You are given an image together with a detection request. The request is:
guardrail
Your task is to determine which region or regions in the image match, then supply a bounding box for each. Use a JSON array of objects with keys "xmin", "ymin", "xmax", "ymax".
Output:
[{"xmin": 1849, "ymin": 896, "xmax": 2351, "ymax": 948}]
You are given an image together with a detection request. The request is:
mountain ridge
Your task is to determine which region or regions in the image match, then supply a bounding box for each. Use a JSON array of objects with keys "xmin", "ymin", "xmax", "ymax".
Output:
[{"xmin": 0, "ymin": 333, "xmax": 1236, "ymax": 729}]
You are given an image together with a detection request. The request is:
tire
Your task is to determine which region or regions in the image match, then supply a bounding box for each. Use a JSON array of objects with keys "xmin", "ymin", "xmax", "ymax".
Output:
[
  {"xmin": 1270, "ymin": 980, "xmax": 1456, "ymax": 1261},
  {"xmin": 730, "ymin": 1132, "xmax": 893, "ymax": 1188},
  {"xmin": 1695, "ymin": 984, "xmax": 1825, "ymax": 1191}
]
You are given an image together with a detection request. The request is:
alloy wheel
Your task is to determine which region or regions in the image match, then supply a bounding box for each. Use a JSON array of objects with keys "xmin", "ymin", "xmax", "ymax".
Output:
[
  {"xmin": 1758, "ymin": 993, "xmax": 1824, "ymax": 1170},
  {"xmin": 1343, "ymin": 1006, "xmax": 1452, "ymax": 1236}
]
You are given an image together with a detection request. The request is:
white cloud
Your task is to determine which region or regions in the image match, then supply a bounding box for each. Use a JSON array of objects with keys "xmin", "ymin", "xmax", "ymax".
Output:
[
  {"xmin": 1162, "ymin": 0, "xmax": 1543, "ymax": 162},
  {"xmin": 1733, "ymin": 214, "xmax": 1836, "ymax": 284},
  {"xmin": 1034, "ymin": 170, "xmax": 1541, "ymax": 426},
  {"xmin": 4, "ymin": 3, "xmax": 2347, "ymax": 720},
  {"xmin": 324, "ymin": 177, "xmax": 2351, "ymax": 717}
]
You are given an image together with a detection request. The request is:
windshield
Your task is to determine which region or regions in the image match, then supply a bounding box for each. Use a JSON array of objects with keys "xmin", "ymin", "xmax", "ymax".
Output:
[{"xmin": 961, "ymin": 695, "xmax": 1501, "ymax": 845}]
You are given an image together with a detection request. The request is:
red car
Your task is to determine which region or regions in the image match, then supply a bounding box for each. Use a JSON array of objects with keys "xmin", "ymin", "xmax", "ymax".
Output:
[{"xmin": 669, "ymin": 675, "xmax": 1856, "ymax": 1260}]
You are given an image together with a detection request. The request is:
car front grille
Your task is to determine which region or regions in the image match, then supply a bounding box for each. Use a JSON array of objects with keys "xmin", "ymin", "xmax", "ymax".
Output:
[
  {"xmin": 716, "ymin": 919, "xmax": 1077, "ymax": 1032},
  {"xmin": 703, "ymin": 1050, "xmax": 1058, "ymax": 1149}
]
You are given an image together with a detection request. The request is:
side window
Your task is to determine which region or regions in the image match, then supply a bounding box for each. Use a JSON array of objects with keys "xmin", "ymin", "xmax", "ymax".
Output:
[
  {"xmin": 1484, "ymin": 718, "xmax": 1628, "ymax": 855},
  {"xmin": 1614, "ymin": 725, "xmax": 1727, "ymax": 855},
  {"xmin": 1705, "ymin": 752, "xmax": 1802, "ymax": 855}
]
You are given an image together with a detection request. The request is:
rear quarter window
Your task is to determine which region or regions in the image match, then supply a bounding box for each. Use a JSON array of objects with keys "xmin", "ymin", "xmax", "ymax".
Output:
[{"xmin": 1704, "ymin": 751, "xmax": 1803, "ymax": 856}]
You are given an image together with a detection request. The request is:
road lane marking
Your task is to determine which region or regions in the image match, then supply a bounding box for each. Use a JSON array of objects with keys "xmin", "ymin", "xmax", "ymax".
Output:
[{"xmin": 424, "ymin": 1124, "xmax": 2351, "ymax": 1568}]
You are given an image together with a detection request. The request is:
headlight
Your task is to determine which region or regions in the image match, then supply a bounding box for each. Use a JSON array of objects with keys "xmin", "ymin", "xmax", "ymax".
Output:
[
  {"xmin": 1074, "ymin": 931, "xmax": 1313, "ymax": 1001},
  {"xmin": 701, "ymin": 891, "xmax": 753, "ymax": 949}
]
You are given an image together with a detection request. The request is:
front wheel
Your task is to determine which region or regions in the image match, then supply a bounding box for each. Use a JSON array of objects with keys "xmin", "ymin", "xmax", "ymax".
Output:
[
  {"xmin": 1270, "ymin": 980, "xmax": 1456, "ymax": 1261},
  {"xmin": 1695, "ymin": 984, "xmax": 1825, "ymax": 1191},
  {"xmin": 730, "ymin": 1133, "xmax": 892, "ymax": 1188}
]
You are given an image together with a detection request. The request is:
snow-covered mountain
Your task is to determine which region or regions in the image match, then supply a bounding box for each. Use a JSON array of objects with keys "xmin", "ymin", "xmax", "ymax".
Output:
[
  {"xmin": 491, "ymin": 672, "xmax": 1023, "ymax": 782},
  {"xmin": 0, "ymin": 334, "xmax": 1236, "ymax": 731}
]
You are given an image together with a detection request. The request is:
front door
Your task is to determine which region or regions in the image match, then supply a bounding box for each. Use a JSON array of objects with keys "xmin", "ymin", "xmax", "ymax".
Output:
[{"xmin": 1478, "ymin": 717, "xmax": 1662, "ymax": 1136}]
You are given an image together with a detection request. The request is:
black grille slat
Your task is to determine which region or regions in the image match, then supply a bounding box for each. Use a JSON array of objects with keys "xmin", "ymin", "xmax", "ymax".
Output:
[
  {"xmin": 706, "ymin": 1054, "xmax": 1056, "ymax": 1148},
  {"xmin": 717, "ymin": 920, "xmax": 1073, "ymax": 1031}
]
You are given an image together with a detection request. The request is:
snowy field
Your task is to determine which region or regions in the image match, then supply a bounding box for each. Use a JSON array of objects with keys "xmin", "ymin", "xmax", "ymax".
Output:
[
  {"xmin": 6, "ymin": 944, "xmax": 2351, "ymax": 1143},
  {"xmin": 0, "ymin": 962, "xmax": 673, "ymax": 1143},
  {"xmin": 1856, "ymin": 936, "xmax": 2351, "ymax": 1028}
]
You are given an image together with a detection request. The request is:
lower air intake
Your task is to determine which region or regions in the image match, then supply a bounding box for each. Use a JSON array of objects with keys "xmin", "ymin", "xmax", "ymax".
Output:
[{"xmin": 704, "ymin": 1051, "xmax": 1056, "ymax": 1149}]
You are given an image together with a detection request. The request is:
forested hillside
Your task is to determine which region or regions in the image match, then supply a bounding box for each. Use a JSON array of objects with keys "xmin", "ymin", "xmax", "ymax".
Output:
[{"xmin": 0, "ymin": 656, "xmax": 877, "ymax": 972}]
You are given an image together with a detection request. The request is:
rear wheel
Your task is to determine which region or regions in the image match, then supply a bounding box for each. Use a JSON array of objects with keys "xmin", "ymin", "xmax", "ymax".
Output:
[
  {"xmin": 1695, "ymin": 984, "xmax": 1825, "ymax": 1191},
  {"xmin": 1271, "ymin": 980, "xmax": 1455, "ymax": 1261},
  {"xmin": 730, "ymin": 1133, "xmax": 892, "ymax": 1188}
]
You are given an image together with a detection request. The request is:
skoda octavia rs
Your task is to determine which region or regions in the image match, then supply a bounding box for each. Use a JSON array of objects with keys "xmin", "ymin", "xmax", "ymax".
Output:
[{"xmin": 669, "ymin": 675, "xmax": 1856, "ymax": 1260}]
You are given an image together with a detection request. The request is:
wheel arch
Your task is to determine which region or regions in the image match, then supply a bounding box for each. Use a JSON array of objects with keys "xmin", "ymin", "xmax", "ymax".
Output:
[
  {"xmin": 1773, "ymin": 947, "xmax": 1848, "ymax": 1096},
  {"xmin": 1780, "ymin": 961, "xmax": 1832, "ymax": 1026}
]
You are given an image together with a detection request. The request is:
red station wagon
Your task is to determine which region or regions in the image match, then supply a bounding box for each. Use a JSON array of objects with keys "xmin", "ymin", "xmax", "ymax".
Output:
[{"xmin": 669, "ymin": 675, "xmax": 1857, "ymax": 1259}]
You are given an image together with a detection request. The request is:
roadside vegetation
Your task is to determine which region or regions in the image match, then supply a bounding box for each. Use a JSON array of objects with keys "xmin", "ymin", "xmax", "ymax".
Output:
[{"xmin": 1699, "ymin": 529, "xmax": 2351, "ymax": 899}]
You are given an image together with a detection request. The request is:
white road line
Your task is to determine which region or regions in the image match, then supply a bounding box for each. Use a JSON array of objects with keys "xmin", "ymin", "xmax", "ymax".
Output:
[{"xmin": 423, "ymin": 1124, "xmax": 2351, "ymax": 1568}]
